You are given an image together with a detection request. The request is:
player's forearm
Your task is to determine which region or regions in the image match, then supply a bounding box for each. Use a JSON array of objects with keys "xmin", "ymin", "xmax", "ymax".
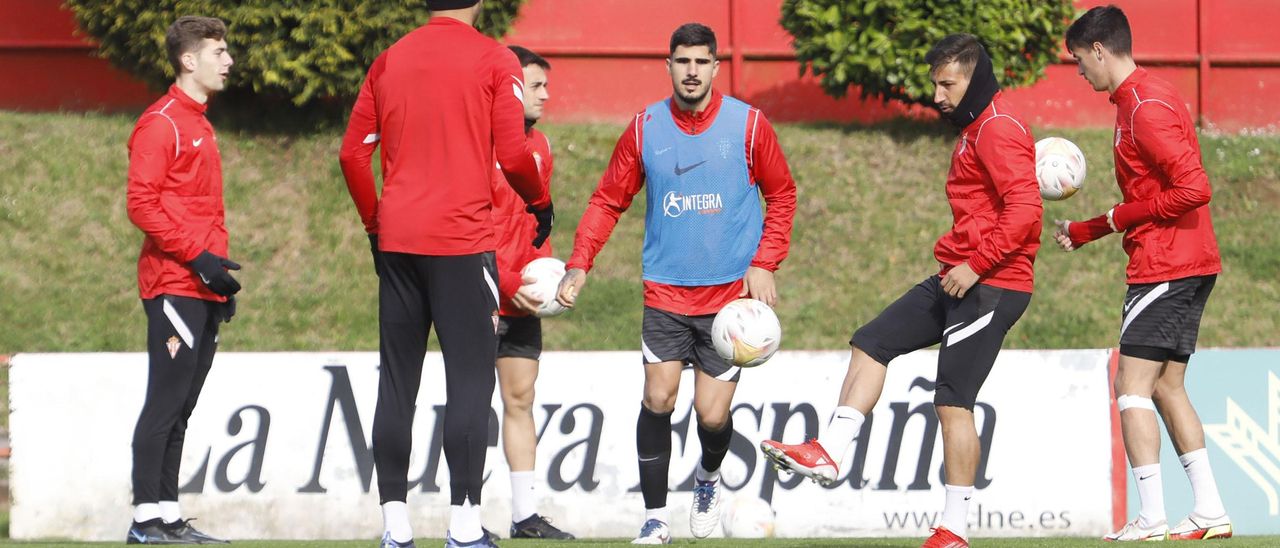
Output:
[
  {"xmin": 1114, "ymin": 174, "xmax": 1211, "ymax": 230},
  {"xmin": 126, "ymin": 191, "xmax": 204, "ymax": 262},
  {"xmin": 565, "ymin": 202, "xmax": 622, "ymax": 272},
  {"xmin": 339, "ymin": 164, "xmax": 379, "ymax": 233},
  {"xmin": 968, "ymin": 198, "xmax": 1041, "ymax": 275}
]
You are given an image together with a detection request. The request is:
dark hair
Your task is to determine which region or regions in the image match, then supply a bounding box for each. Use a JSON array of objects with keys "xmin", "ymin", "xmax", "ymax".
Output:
[
  {"xmin": 924, "ymin": 33, "xmax": 984, "ymax": 77},
  {"xmin": 1066, "ymin": 5, "xmax": 1133, "ymax": 56},
  {"xmin": 508, "ymin": 45, "xmax": 550, "ymax": 71},
  {"xmin": 165, "ymin": 16, "xmax": 226, "ymax": 75},
  {"xmin": 669, "ymin": 22, "xmax": 717, "ymax": 57}
]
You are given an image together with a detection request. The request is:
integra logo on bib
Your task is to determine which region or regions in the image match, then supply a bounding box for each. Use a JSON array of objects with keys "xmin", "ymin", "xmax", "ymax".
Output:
[{"xmin": 663, "ymin": 191, "xmax": 723, "ymax": 218}]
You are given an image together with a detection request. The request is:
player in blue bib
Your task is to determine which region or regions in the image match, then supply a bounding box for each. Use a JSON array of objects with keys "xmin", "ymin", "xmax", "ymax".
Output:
[{"xmin": 556, "ymin": 23, "xmax": 798, "ymax": 544}]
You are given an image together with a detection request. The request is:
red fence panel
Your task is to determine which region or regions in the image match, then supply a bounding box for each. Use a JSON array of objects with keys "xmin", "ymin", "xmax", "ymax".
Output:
[{"xmin": 1, "ymin": 0, "xmax": 1277, "ymax": 130}]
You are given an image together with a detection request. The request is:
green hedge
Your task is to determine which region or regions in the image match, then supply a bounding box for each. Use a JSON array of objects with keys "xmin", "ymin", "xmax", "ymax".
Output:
[
  {"xmin": 780, "ymin": 0, "xmax": 1074, "ymax": 105},
  {"xmin": 65, "ymin": 0, "xmax": 525, "ymax": 105}
]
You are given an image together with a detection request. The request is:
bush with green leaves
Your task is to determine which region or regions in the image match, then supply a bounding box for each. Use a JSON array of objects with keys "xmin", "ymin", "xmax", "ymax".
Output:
[
  {"xmin": 65, "ymin": 0, "xmax": 525, "ymax": 105},
  {"xmin": 780, "ymin": 0, "xmax": 1074, "ymax": 106}
]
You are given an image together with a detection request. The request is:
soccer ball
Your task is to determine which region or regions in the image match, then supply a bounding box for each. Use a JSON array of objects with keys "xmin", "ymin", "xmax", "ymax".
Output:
[
  {"xmin": 519, "ymin": 257, "xmax": 568, "ymax": 318},
  {"xmin": 1035, "ymin": 136, "xmax": 1086, "ymax": 201},
  {"xmin": 721, "ymin": 495, "xmax": 776, "ymax": 538},
  {"xmin": 711, "ymin": 299, "xmax": 781, "ymax": 368}
]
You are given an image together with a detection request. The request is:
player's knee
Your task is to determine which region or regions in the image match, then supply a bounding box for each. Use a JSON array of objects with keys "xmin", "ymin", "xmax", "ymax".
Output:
[
  {"xmin": 503, "ymin": 385, "xmax": 535, "ymax": 414},
  {"xmin": 642, "ymin": 389, "xmax": 677, "ymax": 414},
  {"xmin": 694, "ymin": 408, "xmax": 730, "ymax": 431},
  {"xmin": 1151, "ymin": 379, "xmax": 1185, "ymax": 407}
]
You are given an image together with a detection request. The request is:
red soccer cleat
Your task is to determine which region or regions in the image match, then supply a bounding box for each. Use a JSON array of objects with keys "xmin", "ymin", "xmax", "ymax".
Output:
[
  {"xmin": 921, "ymin": 526, "xmax": 969, "ymax": 548},
  {"xmin": 759, "ymin": 439, "xmax": 838, "ymax": 485}
]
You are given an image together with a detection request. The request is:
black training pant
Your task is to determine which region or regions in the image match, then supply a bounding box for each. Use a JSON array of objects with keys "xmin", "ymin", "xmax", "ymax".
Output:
[
  {"xmin": 132, "ymin": 295, "xmax": 221, "ymax": 505},
  {"xmin": 373, "ymin": 251, "xmax": 500, "ymax": 506}
]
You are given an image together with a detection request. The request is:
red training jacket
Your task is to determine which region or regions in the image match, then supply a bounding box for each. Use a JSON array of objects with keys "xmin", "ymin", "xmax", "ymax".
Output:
[
  {"xmin": 1107, "ymin": 68, "xmax": 1221, "ymax": 283},
  {"xmin": 338, "ymin": 16, "xmax": 547, "ymax": 256},
  {"xmin": 126, "ymin": 85, "xmax": 229, "ymax": 302},
  {"xmin": 934, "ymin": 92, "xmax": 1042, "ymax": 293},
  {"xmin": 566, "ymin": 90, "xmax": 798, "ymax": 316},
  {"xmin": 493, "ymin": 127, "xmax": 554, "ymax": 317}
]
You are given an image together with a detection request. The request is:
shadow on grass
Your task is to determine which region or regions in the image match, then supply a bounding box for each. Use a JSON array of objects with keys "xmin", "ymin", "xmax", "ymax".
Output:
[
  {"xmin": 205, "ymin": 89, "xmax": 351, "ymax": 136},
  {"xmin": 789, "ymin": 117, "xmax": 955, "ymax": 145}
]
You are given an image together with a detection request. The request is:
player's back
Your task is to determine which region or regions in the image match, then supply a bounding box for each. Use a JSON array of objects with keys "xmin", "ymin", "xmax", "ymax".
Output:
[{"xmin": 373, "ymin": 17, "xmax": 514, "ymax": 255}]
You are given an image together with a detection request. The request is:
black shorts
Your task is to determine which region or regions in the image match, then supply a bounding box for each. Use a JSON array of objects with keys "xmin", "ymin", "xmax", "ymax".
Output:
[
  {"xmin": 497, "ymin": 315, "xmax": 542, "ymax": 360},
  {"xmin": 1119, "ymin": 274, "xmax": 1216, "ymax": 360},
  {"xmin": 641, "ymin": 306, "xmax": 739, "ymax": 382},
  {"xmin": 851, "ymin": 276, "xmax": 1031, "ymax": 409}
]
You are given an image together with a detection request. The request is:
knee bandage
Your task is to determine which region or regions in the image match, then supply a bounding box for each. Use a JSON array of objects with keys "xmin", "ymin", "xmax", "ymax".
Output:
[{"xmin": 1116, "ymin": 394, "xmax": 1156, "ymax": 412}]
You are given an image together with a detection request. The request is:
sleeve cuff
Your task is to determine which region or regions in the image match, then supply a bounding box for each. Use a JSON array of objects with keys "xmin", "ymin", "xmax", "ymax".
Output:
[{"xmin": 1111, "ymin": 201, "xmax": 1152, "ymax": 231}]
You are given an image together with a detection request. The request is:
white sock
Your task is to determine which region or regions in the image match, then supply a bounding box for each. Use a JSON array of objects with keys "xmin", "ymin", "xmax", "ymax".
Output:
[
  {"xmin": 133, "ymin": 503, "xmax": 161, "ymax": 523},
  {"xmin": 817, "ymin": 406, "xmax": 865, "ymax": 464},
  {"xmin": 1179, "ymin": 448, "xmax": 1227, "ymax": 518},
  {"xmin": 449, "ymin": 501, "xmax": 483, "ymax": 543},
  {"xmin": 695, "ymin": 464, "xmax": 720, "ymax": 483},
  {"xmin": 382, "ymin": 501, "xmax": 413, "ymax": 543},
  {"xmin": 159, "ymin": 500, "xmax": 181, "ymax": 523},
  {"xmin": 645, "ymin": 506, "xmax": 670, "ymax": 524},
  {"xmin": 510, "ymin": 470, "xmax": 537, "ymax": 523},
  {"xmin": 1133, "ymin": 463, "xmax": 1166, "ymax": 527},
  {"xmin": 940, "ymin": 484, "xmax": 974, "ymax": 539}
]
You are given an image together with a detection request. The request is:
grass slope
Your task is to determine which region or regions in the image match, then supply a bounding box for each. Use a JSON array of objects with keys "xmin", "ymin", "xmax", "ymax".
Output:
[{"xmin": 1, "ymin": 112, "xmax": 1278, "ymax": 355}]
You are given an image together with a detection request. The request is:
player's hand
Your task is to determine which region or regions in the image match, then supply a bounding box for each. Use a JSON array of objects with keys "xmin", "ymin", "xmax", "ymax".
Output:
[
  {"xmin": 1053, "ymin": 220, "xmax": 1077, "ymax": 252},
  {"xmin": 220, "ymin": 295, "xmax": 237, "ymax": 323},
  {"xmin": 1106, "ymin": 205, "xmax": 1120, "ymax": 232},
  {"xmin": 740, "ymin": 266, "xmax": 777, "ymax": 306},
  {"xmin": 368, "ymin": 233, "xmax": 383, "ymax": 277},
  {"xmin": 512, "ymin": 274, "xmax": 544, "ymax": 315},
  {"xmin": 556, "ymin": 268, "xmax": 587, "ymax": 308},
  {"xmin": 528, "ymin": 201, "xmax": 554, "ymax": 248},
  {"xmin": 941, "ymin": 262, "xmax": 979, "ymax": 299},
  {"xmin": 189, "ymin": 250, "xmax": 241, "ymax": 296}
]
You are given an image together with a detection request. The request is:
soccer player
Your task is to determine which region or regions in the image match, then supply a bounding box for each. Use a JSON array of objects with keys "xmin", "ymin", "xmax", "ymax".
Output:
[
  {"xmin": 124, "ymin": 15, "xmax": 237, "ymax": 545},
  {"xmin": 554, "ymin": 23, "xmax": 797, "ymax": 544},
  {"xmin": 759, "ymin": 34, "xmax": 1041, "ymax": 548},
  {"xmin": 1057, "ymin": 6, "xmax": 1230, "ymax": 541},
  {"xmin": 489, "ymin": 45, "xmax": 575, "ymax": 541},
  {"xmin": 337, "ymin": 1, "xmax": 553, "ymax": 547}
]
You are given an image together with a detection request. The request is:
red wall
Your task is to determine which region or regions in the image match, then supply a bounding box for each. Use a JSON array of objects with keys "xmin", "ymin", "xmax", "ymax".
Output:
[{"xmin": 2, "ymin": 0, "xmax": 1277, "ymax": 130}]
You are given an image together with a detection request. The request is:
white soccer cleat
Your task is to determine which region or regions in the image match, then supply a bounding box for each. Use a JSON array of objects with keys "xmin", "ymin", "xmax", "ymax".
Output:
[
  {"xmin": 1104, "ymin": 518, "xmax": 1169, "ymax": 541},
  {"xmin": 688, "ymin": 478, "xmax": 722, "ymax": 538},
  {"xmin": 631, "ymin": 519, "xmax": 671, "ymax": 545},
  {"xmin": 1169, "ymin": 513, "xmax": 1232, "ymax": 540}
]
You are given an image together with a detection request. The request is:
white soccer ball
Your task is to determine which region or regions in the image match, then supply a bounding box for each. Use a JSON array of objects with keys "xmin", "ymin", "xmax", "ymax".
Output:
[
  {"xmin": 711, "ymin": 299, "xmax": 781, "ymax": 368},
  {"xmin": 519, "ymin": 257, "xmax": 567, "ymax": 318},
  {"xmin": 721, "ymin": 495, "xmax": 776, "ymax": 538},
  {"xmin": 1035, "ymin": 136, "xmax": 1086, "ymax": 201}
]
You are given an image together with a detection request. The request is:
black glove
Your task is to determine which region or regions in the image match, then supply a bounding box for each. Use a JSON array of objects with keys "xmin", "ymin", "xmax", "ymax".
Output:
[
  {"xmin": 528, "ymin": 201, "xmax": 554, "ymax": 248},
  {"xmin": 368, "ymin": 233, "xmax": 382, "ymax": 277},
  {"xmin": 189, "ymin": 250, "xmax": 241, "ymax": 296},
  {"xmin": 220, "ymin": 295, "xmax": 237, "ymax": 323}
]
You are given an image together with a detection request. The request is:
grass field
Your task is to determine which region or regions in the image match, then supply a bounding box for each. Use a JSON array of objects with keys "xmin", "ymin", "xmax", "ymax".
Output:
[
  {"xmin": 1, "ymin": 537, "xmax": 1278, "ymax": 547},
  {"xmin": 1, "ymin": 112, "xmax": 1277, "ymax": 356}
]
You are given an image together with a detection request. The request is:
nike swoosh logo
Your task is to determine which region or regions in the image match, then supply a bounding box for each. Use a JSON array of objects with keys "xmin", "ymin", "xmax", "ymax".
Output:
[
  {"xmin": 199, "ymin": 273, "xmax": 211, "ymax": 284},
  {"xmin": 655, "ymin": 147, "xmax": 671, "ymax": 155},
  {"xmin": 943, "ymin": 322, "xmax": 965, "ymax": 336},
  {"xmin": 1139, "ymin": 474, "xmax": 1155, "ymax": 481},
  {"xmin": 674, "ymin": 160, "xmax": 707, "ymax": 176},
  {"xmin": 193, "ymin": 138, "xmax": 204, "ymax": 147},
  {"xmin": 639, "ymin": 455, "xmax": 661, "ymax": 462},
  {"xmin": 1124, "ymin": 293, "xmax": 1142, "ymax": 312},
  {"xmin": 964, "ymin": 497, "xmax": 972, "ymax": 501}
]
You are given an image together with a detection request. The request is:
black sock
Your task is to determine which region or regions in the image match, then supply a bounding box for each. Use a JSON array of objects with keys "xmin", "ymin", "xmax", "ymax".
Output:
[
  {"xmin": 697, "ymin": 415, "xmax": 733, "ymax": 476},
  {"xmin": 636, "ymin": 404, "xmax": 673, "ymax": 510}
]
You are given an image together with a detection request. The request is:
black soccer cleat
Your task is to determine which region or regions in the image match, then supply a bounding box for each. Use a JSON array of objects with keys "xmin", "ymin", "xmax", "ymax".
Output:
[
  {"xmin": 510, "ymin": 514, "xmax": 576, "ymax": 540},
  {"xmin": 165, "ymin": 518, "xmax": 230, "ymax": 544},
  {"xmin": 126, "ymin": 519, "xmax": 192, "ymax": 544}
]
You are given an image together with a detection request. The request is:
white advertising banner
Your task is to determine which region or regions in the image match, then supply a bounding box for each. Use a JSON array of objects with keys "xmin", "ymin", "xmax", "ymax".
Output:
[{"xmin": 9, "ymin": 349, "xmax": 1114, "ymax": 540}]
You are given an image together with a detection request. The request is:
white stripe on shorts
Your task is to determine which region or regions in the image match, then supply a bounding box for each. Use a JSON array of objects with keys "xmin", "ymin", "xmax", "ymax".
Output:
[
  {"xmin": 641, "ymin": 338, "xmax": 661, "ymax": 364},
  {"xmin": 1120, "ymin": 282, "xmax": 1170, "ymax": 338},
  {"xmin": 945, "ymin": 311, "xmax": 994, "ymax": 347},
  {"xmin": 715, "ymin": 365, "xmax": 741, "ymax": 381},
  {"xmin": 162, "ymin": 298, "xmax": 195, "ymax": 349},
  {"xmin": 482, "ymin": 266, "xmax": 499, "ymax": 307}
]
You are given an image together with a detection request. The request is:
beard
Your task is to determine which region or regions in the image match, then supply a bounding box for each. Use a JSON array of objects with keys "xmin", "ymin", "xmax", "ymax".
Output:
[{"xmin": 677, "ymin": 83, "xmax": 709, "ymax": 105}]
